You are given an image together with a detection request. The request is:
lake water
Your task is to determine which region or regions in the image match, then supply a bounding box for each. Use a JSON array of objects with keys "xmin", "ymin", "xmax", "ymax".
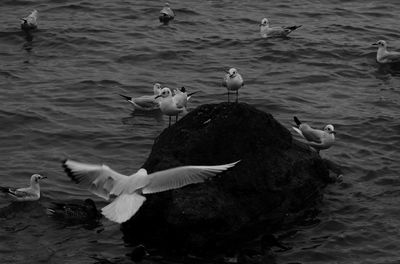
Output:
[{"xmin": 0, "ymin": 0, "xmax": 399, "ymax": 263}]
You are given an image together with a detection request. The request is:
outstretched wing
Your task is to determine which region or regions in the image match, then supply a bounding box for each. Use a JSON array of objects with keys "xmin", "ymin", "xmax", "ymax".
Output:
[
  {"xmin": 63, "ymin": 159, "xmax": 129, "ymax": 200},
  {"xmin": 142, "ymin": 161, "xmax": 240, "ymax": 194}
]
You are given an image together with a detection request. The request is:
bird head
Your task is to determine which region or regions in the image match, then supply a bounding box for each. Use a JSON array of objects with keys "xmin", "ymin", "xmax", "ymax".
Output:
[
  {"xmin": 155, "ymin": 87, "xmax": 172, "ymax": 99},
  {"xmin": 153, "ymin": 83, "xmax": 162, "ymax": 95},
  {"xmin": 260, "ymin": 18, "xmax": 269, "ymax": 27},
  {"xmin": 31, "ymin": 174, "xmax": 47, "ymax": 183},
  {"xmin": 227, "ymin": 68, "xmax": 237, "ymax": 78},
  {"xmin": 324, "ymin": 124, "xmax": 336, "ymax": 134},
  {"xmin": 372, "ymin": 40, "xmax": 387, "ymax": 48}
]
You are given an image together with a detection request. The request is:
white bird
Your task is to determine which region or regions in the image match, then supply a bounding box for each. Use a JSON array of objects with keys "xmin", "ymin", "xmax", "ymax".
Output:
[
  {"xmin": 156, "ymin": 87, "xmax": 188, "ymax": 126},
  {"xmin": 159, "ymin": 3, "xmax": 175, "ymax": 25},
  {"xmin": 259, "ymin": 18, "xmax": 301, "ymax": 38},
  {"xmin": 292, "ymin": 116, "xmax": 336, "ymax": 152},
  {"xmin": 119, "ymin": 83, "xmax": 162, "ymax": 111},
  {"xmin": 172, "ymin": 87, "xmax": 198, "ymax": 121},
  {"xmin": 372, "ymin": 40, "xmax": 400, "ymax": 64},
  {"xmin": 222, "ymin": 68, "xmax": 244, "ymax": 103},
  {"xmin": 62, "ymin": 159, "xmax": 239, "ymax": 223},
  {"xmin": 0, "ymin": 174, "xmax": 46, "ymax": 201},
  {"xmin": 21, "ymin": 10, "xmax": 38, "ymax": 32}
]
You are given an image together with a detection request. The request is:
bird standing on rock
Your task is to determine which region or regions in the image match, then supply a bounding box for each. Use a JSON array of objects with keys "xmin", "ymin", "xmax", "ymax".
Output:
[
  {"xmin": 292, "ymin": 116, "xmax": 336, "ymax": 152},
  {"xmin": 223, "ymin": 68, "xmax": 244, "ymax": 103},
  {"xmin": 156, "ymin": 87, "xmax": 188, "ymax": 126},
  {"xmin": 62, "ymin": 159, "xmax": 239, "ymax": 223}
]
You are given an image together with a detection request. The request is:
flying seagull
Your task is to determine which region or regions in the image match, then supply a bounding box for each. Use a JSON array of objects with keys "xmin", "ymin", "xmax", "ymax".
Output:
[{"xmin": 62, "ymin": 159, "xmax": 239, "ymax": 223}]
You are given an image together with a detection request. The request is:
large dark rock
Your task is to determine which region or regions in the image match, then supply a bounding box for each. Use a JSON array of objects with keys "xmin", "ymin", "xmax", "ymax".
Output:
[{"xmin": 122, "ymin": 102, "xmax": 331, "ymax": 257}]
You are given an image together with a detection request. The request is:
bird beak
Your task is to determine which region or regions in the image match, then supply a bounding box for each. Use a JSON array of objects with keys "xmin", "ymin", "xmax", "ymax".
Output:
[
  {"xmin": 41, "ymin": 176, "xmax": 47, "ymax": 179},
  {"xmin": 372, "ymin": 43, "xmax": 378, "ymax": 46},
  {"xmin": 155, "ymin": 95, "xmax": 162, "ymax": 99},
  {"xmin": 331, "ymin": 131, "xmax": 337, "ymax": 135}
]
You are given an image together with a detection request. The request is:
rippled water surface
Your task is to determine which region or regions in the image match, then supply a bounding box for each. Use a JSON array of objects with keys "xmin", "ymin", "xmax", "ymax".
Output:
[{"xmin": 0, "ymin": 0, "xmax": 399, "ymax": 263}]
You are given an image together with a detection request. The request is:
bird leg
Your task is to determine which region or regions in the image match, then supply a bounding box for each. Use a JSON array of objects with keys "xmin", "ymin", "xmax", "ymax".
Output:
[
  {"xmin": 169, "ymin": 116, "xmax": 171, "ymax": 127},
  {"xmin": 236, "ymin": 90, "xmax": 238, "ymax": 103},
  {"xmin": 227, "ymin": 91, "xmax": 230, "ymax": 103}
]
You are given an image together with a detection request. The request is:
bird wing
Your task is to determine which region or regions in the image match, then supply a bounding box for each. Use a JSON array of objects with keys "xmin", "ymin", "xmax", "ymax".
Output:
[
  {"xmin": 292, "ymin": 127, "xmax": 305, "ymax": 138},
  {"xmin": 63, "ymin": 159, "xmax": 129, "ymax": 200},
  {"xmin": 101, "ymin": 193, "xmax": 146, "ymax": 223},
  {"xmin": 142, "ymin": 161, "xmax": 240, "ymax": 194},
  {"xmin": 300, "ymin": 126, "xmax": 323, "ymax": 143},
  {"xmin": 381, "ymin": 52, "xmax": 400, "ymax": 63},
  {"xmin": 132, "ymin": 96, "xmax": 158, "ymax": 108}
]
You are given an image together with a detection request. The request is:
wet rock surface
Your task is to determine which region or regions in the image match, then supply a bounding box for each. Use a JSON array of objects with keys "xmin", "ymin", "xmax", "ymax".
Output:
[{"xmin": 121, "ymin": 102, "xmax": 332, "ymax": 258}]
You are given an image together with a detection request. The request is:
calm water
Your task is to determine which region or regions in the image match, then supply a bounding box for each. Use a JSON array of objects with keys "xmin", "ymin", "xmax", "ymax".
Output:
[{"xmin": 0, "ymin": 0, "xmax": 399, "ymax": 263}]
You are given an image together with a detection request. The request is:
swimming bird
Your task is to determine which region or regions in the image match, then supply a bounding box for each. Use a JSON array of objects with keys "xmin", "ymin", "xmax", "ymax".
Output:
[
  {"xmin": 259, "ymin": 18, "xmax": 301, "ymax": 38},
  {"xmin": 223, "ymin": 68, "xmax": 244, "ymax": 103},
  {"xmin": 62, "ymin": 159, "xmax": 239, "ymax": 224},
  {"xmin": 21, "ymin": 10, "xmax": 38, "ymax": 32},
  {"xmin": 119, "ymin": 83, "xmax": 162, "ymax": 111},
  {"xmin": 47, "ymin": 198, "xmax": 101, "ymax": 221},
  {"xmin": 159, "ymin": 3, "xmax": 175, "ymax": 25},
  {"xmin": 292, "ymin": 116, "xmax": 336, "ymax": 152},
  {"xmin": 0, "ymin": 174, "xmax": 46, "ymax": 201},
  {"xmin": 372, "ymin": 40, "xmax": 400, "ymax": 64},
  {"xmin": 156, "ymin": 87, "xmax": 188, "ymax": 126}
]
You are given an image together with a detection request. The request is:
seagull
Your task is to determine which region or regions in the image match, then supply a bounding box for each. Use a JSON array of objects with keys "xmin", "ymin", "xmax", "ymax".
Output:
[
  {"xmin": 292, "ymin": 116, "xmax": 336, "ymax": 152},
  {"xmin": 47, "ymin": 198, "xmax": 101, "ymax": 221},
  {"xmin": 156, "ymin": 87, "xmax": 188, "ymax": 126},
  {"xmin": 21, "ymin": 10, "xmax": 38, "ymax": 32},
  {"xmin": 62, "ymin": 159, "xmax": 239, "ymax": 223},
  {"xmin": 0, "ymin": 174, "xmax": 46, "ymax": 201},
  {"xmin": 222, "ymin": 68, "xmax": 244, "ymax": 103},
  {"xmin": 159, "ymin": 3, "xmax": 175, "ymax": 25},
  {"xmin": 259, "ymin": 18, "xmax": 302, "ymax": 38},
  {"xmin": 172, "ymin": 87, "xmax": 198, "ymax": 121},
  {"xmin": 372, "ymin": 40, "xmax": 400, "ymax": 64},
  {"xmin": 119, "ymin": 83, "xmax": 162, "ymax": 111}
]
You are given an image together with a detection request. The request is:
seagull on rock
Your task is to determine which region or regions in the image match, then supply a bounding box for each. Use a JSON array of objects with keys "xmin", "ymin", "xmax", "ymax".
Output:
[
  {"xmin": 156, "ymin": 87, "xmax": 188, "ymax": 126},
  {"xmin": 21, "ymin": 10, "xmax": 38, "ymax": 32},
  {"xmin": 62, "ymin": 159, "xmax": 239, "ymax": 223},
  {"xmin": 292, "ymin": 116, "xmax": 336, "ymax": 152},
  {"xmin": 0, "ymin": 174, "xmax": 46, "ymax": 201},
  {"xmin": 372, "ymin": 40, "xmax": 400, "ymax": 64},
  {"xmin": 172, "ymin": 87, "xmax": 198, "ymax": 121},
  {"xmin": 119, "ymin": 83, "xmax": 162, "ymax": 111},
  {"xmin": 260, "ymin": 18, "xmax": 301, "ymax": 38},
  {"xmin": 159, "ymin": 3, "xmax": 175, "ymax": 25},
  {"xmin": 223, "ymin": 68, "xmax": 244, "ymax": 103}
]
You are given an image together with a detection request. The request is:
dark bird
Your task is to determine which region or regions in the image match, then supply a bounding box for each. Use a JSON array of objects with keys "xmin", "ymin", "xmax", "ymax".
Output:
[{"xmin": 46, "ymin": 198, "xmax": 101, "ymax": 222}]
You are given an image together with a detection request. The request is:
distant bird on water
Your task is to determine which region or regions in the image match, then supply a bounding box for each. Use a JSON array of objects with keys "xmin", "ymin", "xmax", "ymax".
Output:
[
  {"xmin": 292, "ymin": 116, "xmax": 336, "ymax": 152},
  {"xmin": 159, "ymin": 3, "xmax": 175, "ymax": 25},
  {"xmin": 119, "ymin": 83, "xmax": 162, "ymax": 111},
  {"xmin": 259, "ymin": 18, "xmax": 301, "ymax": 38},
  {"xmin": 372, "ymin": 40, "xmax": 400, "ymax": 64},
  {"xmin": 62, "ymin": 159, "xmax": 239, "ymax": 223},
  {"xmin": 0, "ymin": 174, "xmax": 46, "ymax": 201},
  {"xmin": 223, "ymin": 68, "xmax": 244, "ymax": 103},
  {"xmin": 21, "ymin": 10, "xmax": 38, "ymax": 32},
  {"xmin": 47, "ymin": 198, "xmax": 101, "ymax": 222}
]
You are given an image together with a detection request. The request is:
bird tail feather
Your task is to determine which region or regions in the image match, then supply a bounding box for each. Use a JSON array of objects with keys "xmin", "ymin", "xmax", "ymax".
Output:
[{"xmin": 101, "ymin": 193, "xmax": 146, "ymax": 223}]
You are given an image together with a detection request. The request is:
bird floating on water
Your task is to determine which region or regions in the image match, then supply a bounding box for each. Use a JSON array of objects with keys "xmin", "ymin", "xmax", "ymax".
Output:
[
  {"xmin": 372, "ymin": 40, "xmax": 400, "ymax": 64},
  {"xmin": 0, "ymin": 174, "xmax": 46, "ymax": 201},
  {"xmin": 223, "ymin": 68, "xmax": 244, "ymax": 103},
  {"xmin": 156, "ymin": 87, "xmax": 189, "ymax": 126},
  {"xmin": 47, "ymin": 198, "xmax": 101, "ymax": 222},
  {"xmin": 62, "ymin": 159, "xmax": 239, "ymax": 223},
  {"xmin": 119, "ymin": 83, "xmax": 162, "ymax": 111},
  {"xmin": 159, "ymin": 3, "xmax": 175, "ymax": 25},
  {"xmin": 259, "ymin": 18, "xmax": 301, "ymax": 38},
  {"xmin": 21, "ymin": 10, "xmax": 38, "ymax": 32},
  {"xmin": 292, "ymin": 116, "xmax": 336, "ymax": 152}
]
